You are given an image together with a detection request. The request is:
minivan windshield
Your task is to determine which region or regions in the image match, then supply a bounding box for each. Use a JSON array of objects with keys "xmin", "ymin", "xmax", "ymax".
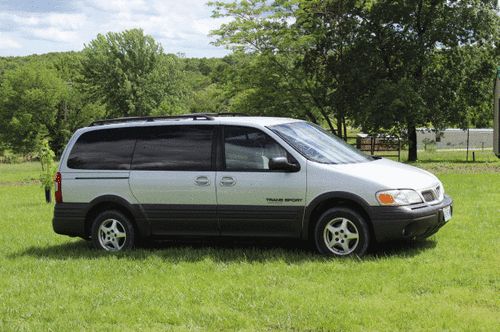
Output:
[{"xmin": 270, "ymin": 121, "xmax": 373, "ymax": 164}]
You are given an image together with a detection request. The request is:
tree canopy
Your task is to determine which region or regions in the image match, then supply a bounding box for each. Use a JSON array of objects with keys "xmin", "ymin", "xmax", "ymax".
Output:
[
  {"xmin": 0, "ymin": 62, "xmax": 67, "ymax": 153},
  {"xmin": 81, "ymin": 29, "xmax": 187, "ymax": 117},
  {"xmin": 0, "ymin": 3, "xmax": 498, "ymax": 160},
  {"xmin": 210, "ymin": 0, "xmax": 499, "ymax": 160}
]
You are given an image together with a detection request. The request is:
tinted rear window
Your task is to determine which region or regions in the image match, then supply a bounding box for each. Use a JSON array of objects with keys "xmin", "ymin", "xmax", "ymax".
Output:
[
  {"xmin": 67, "ymin": 128, "xmax": 136, "ymax": 170},
  {"xmin": 132, "ymin": 125, "xmax": 214, "ymax": 171}
]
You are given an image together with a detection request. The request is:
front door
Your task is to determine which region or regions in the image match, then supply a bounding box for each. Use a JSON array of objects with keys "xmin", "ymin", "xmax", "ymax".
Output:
[
  {"xmin": 129, "ymin": 124, "xmax": 218, "ymax": 235},
  {"xmin": 216, "ymin": 126, "xmax": 306, "ymax": 237}
]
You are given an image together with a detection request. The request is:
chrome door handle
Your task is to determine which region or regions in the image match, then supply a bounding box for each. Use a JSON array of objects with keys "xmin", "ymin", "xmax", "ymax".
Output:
[
  {"xmin": 220, "ymin": 176, "xmax": 236, "ymax": 187},
  {"xmin": 194, "ymin": 176, "xmax": 210, "ymax": 186}
]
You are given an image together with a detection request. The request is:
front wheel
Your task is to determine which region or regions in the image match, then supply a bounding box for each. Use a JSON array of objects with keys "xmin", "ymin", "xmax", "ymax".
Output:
[
  {"xmin": 91, "ymin": 210, "xmax": 135, "ymax": 251},
  {"xmin": 314, "ymin": 207, "xmax": 370, "ymax": 257}
]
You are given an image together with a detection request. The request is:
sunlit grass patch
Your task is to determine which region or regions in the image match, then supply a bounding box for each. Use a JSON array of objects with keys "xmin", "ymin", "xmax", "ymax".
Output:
[{"xmin": 0, "ymin": 162, "xmax": 498, "ymax": 330}]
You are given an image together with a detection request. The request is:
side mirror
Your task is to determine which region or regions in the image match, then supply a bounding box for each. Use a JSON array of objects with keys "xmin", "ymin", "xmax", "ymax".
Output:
[{"xmin": 268, "ymin": 157, "xmax": 300, "ymax": 172}]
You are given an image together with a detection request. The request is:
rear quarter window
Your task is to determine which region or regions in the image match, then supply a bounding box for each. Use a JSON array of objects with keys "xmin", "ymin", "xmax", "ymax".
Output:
[{"xmin": 67, "ymin": 128, "xmax": 136, "ymax": 170}]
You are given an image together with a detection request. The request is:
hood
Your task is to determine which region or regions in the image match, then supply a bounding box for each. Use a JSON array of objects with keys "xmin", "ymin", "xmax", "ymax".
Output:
[{"xmin": 323, "ymin": 158, "xmax": 440, "ymax": 190}]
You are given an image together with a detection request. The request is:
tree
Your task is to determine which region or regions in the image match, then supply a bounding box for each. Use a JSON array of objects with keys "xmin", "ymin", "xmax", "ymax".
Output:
[
  {"xmin": 81, "ymin": 29, "xmax": 186, "ymax": 117},
  {"xmin": 217, "ymin": 52, "xmax": 323, "ymax": 121},
  {"xmin": 350, "ymin": 0, "xmax": 499, "ymax": 161},
  {"xmin": 0, "ymin": 63, "xmax": 68, "ymax": 153},
  {"xmin": 49, "ymin": 51, "xmax": 107, "ymax": 153},
  {"xmin": 294, "ymin": 0, "xmax": 368, "ymax": 138},
  {"xmin": 211, "ymin": 0, "xmax": 499, "ymax": 160},
  {"xmin": 210, "ymin": 0, "xmax": 340, "ymax": 132},
  {"xmin": 38, "ymin": 139, "xmax": 56, "ymax": 203},
  {"xmin": 181, "ymin": 57, "xmax": 230, "ymax": 114},
  {"xmin": 0, "ymin": 52, "xmax": 107, "ymax": 154}
]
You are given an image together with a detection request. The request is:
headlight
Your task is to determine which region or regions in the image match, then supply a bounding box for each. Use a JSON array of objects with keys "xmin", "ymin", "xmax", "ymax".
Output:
[{"xmin": 376, "ymin": 189, "xmax": 423, "ymax": 206}]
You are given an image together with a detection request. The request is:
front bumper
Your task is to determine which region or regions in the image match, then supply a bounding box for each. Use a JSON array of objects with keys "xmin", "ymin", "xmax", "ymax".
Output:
[{"xmin": 369, "ymin": 195, "xmax": 453, "ymax": 242}]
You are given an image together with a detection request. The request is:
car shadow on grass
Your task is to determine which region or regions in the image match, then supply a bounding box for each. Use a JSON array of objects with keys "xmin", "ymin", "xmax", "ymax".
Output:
[
  {"xmin": 369, "ymin": 239, "xmax": 437, "ymax": 258},
  {"xmin": 12, "ymin": 237, "xmax": 437, "ymax": 263}
]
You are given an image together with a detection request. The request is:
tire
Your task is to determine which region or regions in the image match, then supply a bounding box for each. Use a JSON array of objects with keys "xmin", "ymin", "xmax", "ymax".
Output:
[
  {"xmin": 91, "ymin": 210, "xmax": 135, "ymax": 251},
  {"xmin": 314, "ymin": 207, "xmax": 370, "ymax": 257}
]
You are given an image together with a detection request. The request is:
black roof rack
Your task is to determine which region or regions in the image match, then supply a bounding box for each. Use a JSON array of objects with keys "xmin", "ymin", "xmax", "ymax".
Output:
[
  {"xmin": 214, "ymin": 112, "xmax": 249, "ymax": 117},
  {"xmin": 89, "ymin": 114, "xmax": 215, "ymax": 127},
  {"xmin": 89, "ymin": 112, "xmax": 248, "ymax": 127},
  {"xmin": 184, "ymin": 112, "xmax": 249, "ymax": 117}
]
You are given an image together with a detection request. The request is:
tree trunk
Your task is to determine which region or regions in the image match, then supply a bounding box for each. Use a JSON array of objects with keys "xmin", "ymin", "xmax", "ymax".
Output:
[
  {"xmin": 342, "ymin": 114, "xmax": 347, "ymax": 141},
  {"xmin": 408, "ymin": 123, "xmax": 418, "ymax": 161},
  {"xmin": 305, "ymin": 110, "xmax": 318, "ymax": 124},
  {"xmin": 336, "ymin": 114, "xmax": 343, "ymax": 139},
  {"xmin": 321, "ymin": 111, "xmax": 336, "ymax": 135}
]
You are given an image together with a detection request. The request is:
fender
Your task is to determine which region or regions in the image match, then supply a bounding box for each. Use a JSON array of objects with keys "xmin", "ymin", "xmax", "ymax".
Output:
[
  {"xmin": 302, "ymin": 191, "xmax": 373, "ymax": 240},
  {"xmin": 86, "ymin": 195, "xmax": 150, "ymax": 237}
]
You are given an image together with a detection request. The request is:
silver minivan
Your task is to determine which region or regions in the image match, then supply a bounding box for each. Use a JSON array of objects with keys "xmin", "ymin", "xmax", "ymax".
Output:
[{"xmin": 53, "ymin": 114, "xmax": 453, "ymax": 257}]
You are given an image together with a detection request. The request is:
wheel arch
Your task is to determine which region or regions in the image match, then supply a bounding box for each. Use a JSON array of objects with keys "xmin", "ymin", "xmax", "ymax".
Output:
[
  {"xmin": 84, "ymin": 195, "xmax": 149, "ymax": 239},
  {"xmin": 303, "ymin": 192, "xmax": 374, "ymax": 241}
]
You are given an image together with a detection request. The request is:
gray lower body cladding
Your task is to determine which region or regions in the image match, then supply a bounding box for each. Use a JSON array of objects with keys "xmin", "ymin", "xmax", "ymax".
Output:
[
  {"xmin": 53, "ymin": 196, "xmax": 452, "ymax": 241},
  {"xmin": 53, "ymin": 203, "xmax": 304, "ymax": 238},
  {"xmin": 53, "ymin": 203, "xmax": 87, "ymax": 237}
]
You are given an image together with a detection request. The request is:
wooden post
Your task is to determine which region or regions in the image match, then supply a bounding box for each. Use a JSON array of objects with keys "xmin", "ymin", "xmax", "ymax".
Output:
[
  {"xmin": 45, "ymin": 188, "xmax": 51, "ymax": 203},
  {"xmin": 466, "ymin": 128, "xmax": 470, "ymax": 161},
  {"xmin": 398, "ymin": 137, "xmax": 401, "ymax": 162}
]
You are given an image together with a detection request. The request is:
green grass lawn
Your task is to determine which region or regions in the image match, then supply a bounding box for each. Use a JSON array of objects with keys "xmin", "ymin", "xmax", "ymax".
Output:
[{"xmin": 0, "ymin": 153, "xmax": 499, "ymax": 331}]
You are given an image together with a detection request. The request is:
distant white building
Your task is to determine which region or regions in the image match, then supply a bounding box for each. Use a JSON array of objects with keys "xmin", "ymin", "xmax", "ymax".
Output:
[
  {"xmin": 494, "ymin": 66, "xmax": 500, "ymax": 157},
  {"xmin": 416, "ymin": 128, "xmax": 493, "ymax": 150}
]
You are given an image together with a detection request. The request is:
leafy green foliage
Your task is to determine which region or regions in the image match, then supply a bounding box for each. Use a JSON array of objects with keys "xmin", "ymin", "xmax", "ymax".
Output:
[
  {"xmin": 37, "ymin": 139, "xmax": 56, "ymax": 190},
  {"xmin": 0, "ymin": 4, "xmax": 498, "ymax": 159},
  {"xmin": 0, "ymin": 62, "xmax": 67, "ymax": 154},
  {"xmin": 210, "ymin": 0, "xmax": 499, "ymax": 160},
  {"xmin": 0, "ymin": 53, "xmax": 107, "ymax": 155},
  {"xmin": 347, "ymin": 0, "xmax": 499, "ymax": 160},
  {"xmin": 210, "ymin": 0, "xmax": 340, "ymax": 130},
  {"xmin": 181, "ymin": 57, "xmax": 231, "ymax": 114},
  {"xmin": 0, "ymin": 48, "xmax": 231, "ymax": 155},
  {"xmin": 81, "ymin": 29, "xmax": 187, "ymax": 117}
]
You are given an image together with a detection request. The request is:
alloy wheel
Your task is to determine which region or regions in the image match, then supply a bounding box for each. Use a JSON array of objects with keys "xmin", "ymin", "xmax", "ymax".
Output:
[
  {"xmin": 98, "ymin": 219, "xmax": 127, "ymax": 251},
  {"xmin": 323, "ymin": 217, "xmax": 360, "ymax": 255}
]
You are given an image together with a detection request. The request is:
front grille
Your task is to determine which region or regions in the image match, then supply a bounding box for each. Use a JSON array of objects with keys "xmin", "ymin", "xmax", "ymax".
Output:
[
  {"xmin": 435, "ymin": 186, "xmax": 441, "ymax": 198},
  {"xmin": 421, "ymin": 190, "xmax": 436, "ymax": 202}
]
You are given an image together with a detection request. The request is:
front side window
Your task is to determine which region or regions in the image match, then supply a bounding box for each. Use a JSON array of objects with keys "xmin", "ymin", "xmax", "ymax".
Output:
[
  {"xmin": 67, "ymin": 128, "xmax": 136, "ymax": 170},
  {"xmin": 270, "ymin": 121, "xmax": 373, "ymax": 164},
  {"xmin": 132, "ymin": 125, "xmax": 214, "ymax": 171},
  {"xmin": 224, "ymin": 126, "xmax": 290, "ymax": 171}
]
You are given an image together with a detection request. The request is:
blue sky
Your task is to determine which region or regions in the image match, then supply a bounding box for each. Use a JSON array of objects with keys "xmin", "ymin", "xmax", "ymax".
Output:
[{"xmin": 0, "ymin": 0, "xmax": 231, "ymax": 57}]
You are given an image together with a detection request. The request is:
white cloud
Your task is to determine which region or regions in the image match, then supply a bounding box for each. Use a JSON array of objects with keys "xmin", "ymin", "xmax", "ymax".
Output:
[
  {"xmin": 44, "ymin": 13, "xmax": 87, "ymax": 30},
  {"xmin": 0, "ymin": 12, "xmax": 87, "ymax": 43},
  {"xmin": 0, "ymin": 0, "xmax": 230, "ymax": 57},
  {"xmin": 3, "ymin": 12, "xmax": 86, "ymax": 29},
  {"xmin": 28, "ymin": 28, "xmax": 80, "ymax": 43},
  {"xmin": 0, "ymin": 33, "xmax": 22, "ymax": 49},
  {"xmin": 84, "ymin": 0, "xmax": 151, "ymax": 14}
]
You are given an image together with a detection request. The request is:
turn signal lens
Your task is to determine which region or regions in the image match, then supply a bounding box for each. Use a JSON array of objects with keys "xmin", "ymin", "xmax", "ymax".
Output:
[{"xmin": 377, "ymin": 193, "xmax": 395, "ymax": 205}]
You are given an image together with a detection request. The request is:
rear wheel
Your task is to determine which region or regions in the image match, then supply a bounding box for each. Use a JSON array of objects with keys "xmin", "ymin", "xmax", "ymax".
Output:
[
  {"xmin": 314, "ymin": 207, "xmax": 370, "ymax": 257},
  {"xmin": 91, "ymin": 210, "xmax": 135, "ymax": 251}
]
